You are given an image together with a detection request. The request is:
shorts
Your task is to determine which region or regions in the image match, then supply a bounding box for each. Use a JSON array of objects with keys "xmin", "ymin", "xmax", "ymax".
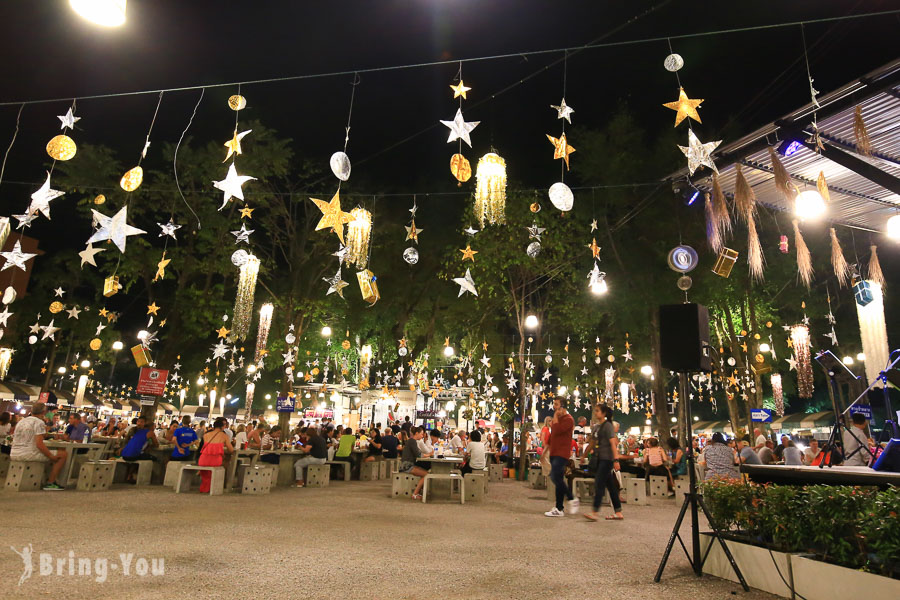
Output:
[
  {"xmin": 399, "ymin": 461, "xmax": 416, "ymax": 473},
  {"xmin": 11, "ymin": 450, "xmax": 49, "ymax": 462}
]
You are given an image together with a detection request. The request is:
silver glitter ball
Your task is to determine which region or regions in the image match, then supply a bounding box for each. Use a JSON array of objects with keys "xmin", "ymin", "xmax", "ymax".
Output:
[
  {"xmin": 664, "ymin": 53, "xmax": 684, "ymax": 72},
  {"xmin": 545, "ymin": 355, "xmax": 552, "ymax": 363},
  {"xmin": 677, "ymin": 275, "xmax": 693, "ymax": 291},
  {"xmin": 403, "ymin": 247, "xmax": 419, "ymax": 265},
  {"xmin": 285, "ymin": 333, "xmax": 296, "ymax": 344},
  {"xmin": 329, "ymin": 151, "xmax": 351, "ymax": 181},
  {"xmin": 231, "ymin": 249, "xmax": 249, "ymax": 267},
  {"xmin": 526, "ymin": 241, "xmax": 541, "ymax": 258},
  {"xmin": 727, "ymin": 357, "xmax": 736, "ymax": 366},
  {"xmin": 548, "ymin": 182, "xmax": 573, "ymax": 211},
  {"xmin": 466, "ymin": 378, "xmax": 475, "ymax": 386},
  {"xmin": 398, "ymin": 346, "xmax": 408, "ymax": 357},
  {"xmin": 28, "ymin": 335, "xmax": 37, "ymax": 345}
]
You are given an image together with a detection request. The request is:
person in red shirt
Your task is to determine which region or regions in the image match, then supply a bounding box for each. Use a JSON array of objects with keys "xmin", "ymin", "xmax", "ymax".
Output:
[{"xmin": 545, "ymin": 397, "xmax": 578, "ymax": 517}]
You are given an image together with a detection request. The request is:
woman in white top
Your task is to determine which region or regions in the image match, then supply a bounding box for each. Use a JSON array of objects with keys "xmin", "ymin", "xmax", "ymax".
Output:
[
  {"xmin": 233, "ymin": 425, "xmax": 248, "ymax": 449},
  {"xmin": 460, "ymin": 430, "xmax": 486, "ymax": 475}
]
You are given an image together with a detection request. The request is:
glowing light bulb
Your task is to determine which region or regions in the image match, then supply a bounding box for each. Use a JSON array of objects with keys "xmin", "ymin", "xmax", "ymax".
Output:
[
  {"xmin": 444, "ymin": 345, "xmax": 455, "ymax": 357},
  {"xmin": 70, "ymin": 0, "xmax": 126, "ymax": 27},
  {"xmin": 524, "ymin": 314, "xmax": 539, "ymax": 329},
  {"xmin": 794, "ymin": 189, "xmax": 826, "ymax": 220},
  {"xmin": 640, "ymin": 365, "xmax": 653, "ymax": 376},
  {"xmin": 321, "ymin": 326, "xmax": 332, "ymax": 337},
  {"xmin": 887, "ymin": 215, "xmax": 900, "ymax": 241}
]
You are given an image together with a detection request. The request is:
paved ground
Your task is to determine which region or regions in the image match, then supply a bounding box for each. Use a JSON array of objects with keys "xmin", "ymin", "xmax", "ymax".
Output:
[{"xmin": 0, "ymin": 478, "xmax": 773, "ymax": 600}]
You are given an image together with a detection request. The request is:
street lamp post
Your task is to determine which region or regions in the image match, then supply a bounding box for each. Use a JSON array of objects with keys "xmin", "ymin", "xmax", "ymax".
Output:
[{"xmin": 108, "ymin": 341, "xmax": 123, "ymax": 385}]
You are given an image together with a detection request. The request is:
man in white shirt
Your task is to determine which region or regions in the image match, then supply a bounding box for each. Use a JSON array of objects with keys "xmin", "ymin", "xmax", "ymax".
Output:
[
  {"xmin": 449, "ymin": 430, "xmax": 464, "ymax": 454},
  {"xmin": 753, "ymin": 428, "xmax": 767, "ymax": 451},
  {"xmin": 842, "ymin": 413, "xmax": 873, "ymax": 466},
  {"xmin": 10, "ymin": 403, "xmax": 68, "ymax": 490}
]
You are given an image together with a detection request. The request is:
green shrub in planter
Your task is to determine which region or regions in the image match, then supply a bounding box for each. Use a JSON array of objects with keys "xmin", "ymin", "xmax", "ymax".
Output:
[
  {"xmin": 700, "ymin": 477, "xmax": 757, "ymax": 531},
  {"xmin": 804, "ymin": 485, "xmax": 876, "ymax": 569},
  {"xmin": 859, "ymin": 486, "xmax": 900, "ymax": 576}
]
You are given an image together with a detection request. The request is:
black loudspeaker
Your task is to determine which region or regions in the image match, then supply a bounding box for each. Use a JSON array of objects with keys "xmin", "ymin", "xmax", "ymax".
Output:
[
  {"xmin": 873, "ymin": 438, "xmax": 900, "ymax": 473},
  {"xmin": 659, "ymin": 303, "xmax": 711, "ymax": 373}
]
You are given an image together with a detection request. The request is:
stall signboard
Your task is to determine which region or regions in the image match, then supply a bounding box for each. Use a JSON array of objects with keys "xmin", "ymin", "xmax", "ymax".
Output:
[
  {"xmin": 136, "ymin": 368, "xmax": 168, "ymax": 397},
  {"xmin": 750, "ymin": 408, "xmax": 772, "ymax": 423},
  {"xmin": 276, "ymin": 396, "xmax": 295, "ymax": 413},
  {"xmin": 849, "ymin": 405, "xmax": 872, "ymax": 420},
  {"xmin": 416, "ymin": 409, "xmax": 439, "ymax": 420},
  {"xmin": 139, "ymin": 395, "xmax": 156, "ymax": 406},
  {"xmin": 303, "ymin": 408, "xmax": 334, "ymax": 419}
]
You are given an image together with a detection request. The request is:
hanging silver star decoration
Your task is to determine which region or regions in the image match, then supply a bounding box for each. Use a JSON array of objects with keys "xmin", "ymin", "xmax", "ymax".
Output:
[
  {"xmin": 440, "ymin": 108, "xmax": 480, "ymax": 147},
  {"xmin": 323, "ymin": 267, "xmax": 349, "ymax": 298},
  {"xmin": 550, "ymin": 98, "xmax": 574, "ymax": 124},
  {"xmin": 58, "ymin": 107, "xmax": 80, "ymax": 130},
  {"xmin": 87, "ymin": 206, "xmax": 147, "ymax": 253},
  {"xmin": 213, "ymin": 163, "xmax": 256, "ymax": 210},
  {"xmin": 212, "ymin": 341, "xmax": 230, "ymax": 361},
  {"xmin": 590, "ymin": 219, "xmax": 598, "ymax": 232},
  {"xmin": 0, "ymin": 240, "xmax": 37, "ymax": 271},
  {"xmin": 0, "ymin": 306, "xmax": 12, "ymax": 327},
  {"xmin": 26, "ymin": 173, "xmax": 65, "ymax": 221},
  {"xmin": 158, "ymin": 219, "xmax": 182, "ymax": 239},
  {"xmin": 78, "ymin": 243, "xmax": 105, "ymax": 268},
  {"xmin": 40, "ymin": 319, "xmax": 60, "ymax": 341},
  {"xmin": 480, "ymin": 354, "xmax": 491, "ymax": 369},
  {"xmin": 463, "ymin": 226, "xmax": 479, "ymax": 236},
  {"xmin": 231, "ymin": 224, "xmax": 254, "ymax": 244},
  {"xmin": 29, "ymin": 318, "xmax": 41, "ymax": 334},
  {"xmin": 526, "ymin": 223, "xmax": 545, "ymax": 241},
  {"xmin": 452, "ymin": 268, "xmax": 478, "ymax": 297},
  {"xmin": 66, "ymin": 306, "xmax": 81, "ymax": 319},
  {"xmin": 13, "ymin": 212, "xmax": 38, "ymax": 230},
  {"xmin": 678, "ymin": 130, "xmax": 721, "ymax": 176},
  {"xmin": 54, "ymin": 287, "xmax": 65, "ymax": 297},
  {"xmin": 332, "ymin": 244, "xmax": 349, "ymax": 263}
]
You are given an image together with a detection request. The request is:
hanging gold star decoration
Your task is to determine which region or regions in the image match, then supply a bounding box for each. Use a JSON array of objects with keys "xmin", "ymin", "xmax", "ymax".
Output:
[
  {"xmin": 450, "ymin": 80, "xmax": 472, "ymax": 99},
  {"xmin": 98, "ymin": 308, "xmax": 109, "ymax": 318},
  {"xmin": 587, "ymin": 238, "xmax": 601, "ymax": 259},
  {"xmin": 405, "ymin": 220, "xmax": 424, "ymax": 243},
  {"xmin": 310, "ymin": 191, "xmax": 353, "ymax": 244},
  {"xmin": 459, "ymin": 245, "xmax": 478, "ymax": 262},
  {"xmin": 153, "ymin": 251, "xmax": 171, "ymax": 282},
  {"xmin": 160, "ymin": 319, "xmax": 167, "ymax": 328},
  {"xmin": 662, "ymin": 88, "xmax": 704, "ymax": 127},
  {"xmin": 546, "ymin": 133, "xmax": 576, "ymax": 170},
  {"xmin": 223, "ymin": 129, "xmax": 252, "ymax": 162},
  {"xmin": 147, "ymin": 303, "xmax": 160, "ymax": 316},
  {"xmin": 216, "ymin": 326, "xmax": 230, "ymax": 339},
  {"xmin": 239, "ymin": 206, "xmax": 254, "ymax": 219}
]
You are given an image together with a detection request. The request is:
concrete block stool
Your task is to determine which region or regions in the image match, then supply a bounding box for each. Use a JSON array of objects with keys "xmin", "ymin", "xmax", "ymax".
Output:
[
  {"xmin": 488, "ymin": 463, "xmax": 503, "ymax": 483},
  {"xmin": 391, "ymin": 472, "xmax": 418, "ymax": 498},
  {"xmin": 528, "ymin": 467, "xmax": 546, "ymax": 489},
  {"xmin": 326, "ymin": 460, "xmax": 351, "ymax": 482},
  {"xmin": 240, "ymin": 465, "xmax": 274, "ymax": 495},
  {"xmin": 649, "ymin": 475, "xmax": 668, "ymax": 498},
  {"xmin": 464, "ymin": 473, "xmax": 486, "ymax": 502},
  {"xmin": 674, "ymin": 478, "xmax": 690, "ymax": 498},
  {"xmin": 114, "ymin": 458, "xmax": 153, "ymax": 486},
  {"xmin": 76, "ymin": 460, "xmax": 115, "ymax": 491},
  {"xmin": 384, "ymin": 458, "xmax": 399, "ymax": 475},
  {"xmin": 377, "ymin": 459, "xmax": 389, "ymax": 479},
  {"xmin": 360, "ymin": 460, "xmax": 379, "ymax": 481},
  {"xmin": 305, "ymin": 463, "xmax": 330, "ymax": 488},
  {"xmin": 4, "ymin": 460, "xmax": 47, "ymax": 491},
  {"xmin": 175, "ymin": 465, "xmax": 225, "ymax": 495},
  {"xmin": 0, "ymin": 453, "xmax": 10, "ymax": 480},
  {"xmin": 422, "ymin": 473, "xmax": 464, "ymax": 504},
  {"xmin": 627, "ymin": 478, "xmax": 648, "ymax": 505},
  {"xmin": 572, "ymin": 477, "xmax": 596, "ymax": 502},
  {"xmin": 164, "ymin": 460, "xmax": 190, "ymax": 487}
]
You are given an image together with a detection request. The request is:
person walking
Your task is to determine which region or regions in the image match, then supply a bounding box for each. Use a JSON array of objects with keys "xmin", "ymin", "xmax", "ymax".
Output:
[
  {"xmin": 545, "ymin": 397, "xmax": 577, "ymax": 517},
  {"xmin": 584, "ymin": 404, "xmax": 624, "ymax": 521}
]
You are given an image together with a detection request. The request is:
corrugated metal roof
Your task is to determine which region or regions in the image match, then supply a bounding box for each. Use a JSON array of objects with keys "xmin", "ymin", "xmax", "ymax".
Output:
[{"xmin": 675, "ymin": 60, "xmax": 900, "ymax": 232}]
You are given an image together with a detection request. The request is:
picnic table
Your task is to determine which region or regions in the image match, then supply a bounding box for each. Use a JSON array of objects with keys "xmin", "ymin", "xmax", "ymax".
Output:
[
  {"xmin": 418, "ymin": 456, "xmax": 464, "ymax": 499},
  {"xmin": 43, "ymin": 441, "xmax": 105, "ymax": 488}
]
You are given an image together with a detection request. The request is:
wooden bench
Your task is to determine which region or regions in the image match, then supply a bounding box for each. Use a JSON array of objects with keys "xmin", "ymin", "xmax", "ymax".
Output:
[
  {"xmin": 240, "ymin": 464, "xmax": 275, "ymax": 495},
  {"xmin": 305, "ymin": 463, "xmax": 330, "ymax": 488},
  {"xmin": 175, "ymin": 465, "xmax": 225, "ymax": 495},
  {"xmin": 423, "ymin": 473, "xmax": 464, "ymax": 504},
  {"xmin": 4, "ymin": 460, "xmax": 48, "ymax": 491},
  {"xmin": 76, "ymin": 460, "xmax": 115, "ymax": 492},
  {"xmin": 113, "ymin": 458, "xmax": 153, "ymax": 487},
  {"xmin": 325, "ymin": 460, "xmax": 351, "ymax": 482}
]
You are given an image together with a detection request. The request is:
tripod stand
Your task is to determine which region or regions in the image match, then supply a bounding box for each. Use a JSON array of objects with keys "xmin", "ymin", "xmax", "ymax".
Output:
[
  {"xmin": 816, "ymin": 350, "xmax": 879, "ymax": 468},
  {"xmin": 655, "ymin": 373, "xmax": 748, "ymax": 591}
]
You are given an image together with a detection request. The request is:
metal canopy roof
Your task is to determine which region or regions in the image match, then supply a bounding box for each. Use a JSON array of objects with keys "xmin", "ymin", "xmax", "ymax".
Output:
[{"xmin": 674, "ymin": 58, "xmax": 900, "ymax": 232}]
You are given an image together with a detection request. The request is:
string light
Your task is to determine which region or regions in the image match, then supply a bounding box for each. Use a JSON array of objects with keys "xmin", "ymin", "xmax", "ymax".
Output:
[
  {"xmin": 233, "ymin": 254, "xmax": 260, "ymax": 340},
  {"xmin": 255, "ymin": 303, "xmax": 273, "ymax": 362},
  {"xmin": 474, "ymin": 153, "xmax": 507, "ymax": 227}
]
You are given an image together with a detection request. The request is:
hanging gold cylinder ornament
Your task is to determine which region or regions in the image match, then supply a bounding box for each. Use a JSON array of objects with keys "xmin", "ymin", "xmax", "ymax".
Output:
[
  {"xmin": 103, "ymin": 275, "xmax": 120, "ymax": 297},
  {"xmin": 770, "ymin": 373, "xmax": 784, "ymax": 417},
  {"xmin": 790, "ymin": 325, "xmax": 814, "ymax": 399},
  {"xmin": 120, "ymin": 166, "xmax": 144, "ymax": 192},
  {"xmin": 474, "ymin": 152, "xmax": 507, "ymax": 228},
  {"xmin": 0, "ymin": 347, "xmax": 13, "ymax": 380},
  {"xmin": 233, "ymin": 254, "xmax": 260, "ymax": 341},
  {"xmin": 356, "ymin": 269, "xmax": 380, "ymax": 305},
  {"xmin": 345, "ymin": 207, "xmax": 372, "ymax": 269},
  {"xmin": 255, "ymin": 302, "xmax": 274, "ymax": 362},
  {"xmin": 46, "ymin": 135, "xmax": 77, "ymax": 161}
]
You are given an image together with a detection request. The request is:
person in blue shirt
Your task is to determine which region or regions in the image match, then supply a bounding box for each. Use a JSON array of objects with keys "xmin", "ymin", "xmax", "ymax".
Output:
[{"xmin": 169, "ymin": 415, "xmax": 198, "ymax": 461}]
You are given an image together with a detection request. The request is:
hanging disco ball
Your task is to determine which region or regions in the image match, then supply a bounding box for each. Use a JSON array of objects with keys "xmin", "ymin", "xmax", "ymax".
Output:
[
  {"xmin": 664, "ymin": 53, "xmax": 684, "ymax": 72},
  {"xmin": 285, "ymin": 333, "xmax": 296, "ymax": 345},
  {"xmin": 231, "ymin": 249, "xmax": 249, "ymax": 267},
  {"xmin": 526, "ymin": 242, "xmax": 541, "ymax": 258},
  {"xmin": 403, "ymin": 247, "xmax": 419, "ymax": 265},
  {"xmin": 548, "ymin": 182, "xmax": 574, "ymax": 211},
  {"xmin": 398, "ymin": 346, "xmax": 408, "ymax": 357}
]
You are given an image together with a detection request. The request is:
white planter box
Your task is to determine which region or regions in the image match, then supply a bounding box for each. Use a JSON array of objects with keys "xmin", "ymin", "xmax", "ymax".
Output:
[
  {"xmin": 700, "ymin": 533, "xmax": 794, "ymax": 598},
  {"xmin": 792, "ymin": 555, "xmax": 900, "ymax": 599}
]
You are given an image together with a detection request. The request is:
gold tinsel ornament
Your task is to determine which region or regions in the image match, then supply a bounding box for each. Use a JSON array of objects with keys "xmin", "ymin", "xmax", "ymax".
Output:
[
  {"xmin": 120, "ymin": 166, "xmax": 143, "ymax": 192},
  {"xmin": 46, "ymin": 135, "xmax": 77, "ymax": 161},
  {"xmin": 868, "ymin": 244, "xmax": 886, "ymax": 289},
  {"xmin": 232, "ymin": 254, "xmax": 260, "ymax": 341},
  {"xmin": 790, "ymin": 325, "xmax": 814, "ymax": 399},
  {"xmin": 474, "ymin": 152, "xmax": 507, "ymax": 228},
  {"xmin": 345, "ymin": 207, "xmax": 372, "ymax": 269},
  {"xmin": 768, "ymin": 147, "xmax": 797, "ymax": 204},
  {"xmin": 829, "ymin": 228, "xmax": 851, "ymax": 287},
  {"xmin": 49, "ymin": 301, "xmax": 64, "ymax": 314},
  {"xmin": 853, "ymin": 106, "xmax": 873, "ymax": 157},
  {"xmin": 255, "ymin": 303, "xmax": 273, "ymax": 362}
]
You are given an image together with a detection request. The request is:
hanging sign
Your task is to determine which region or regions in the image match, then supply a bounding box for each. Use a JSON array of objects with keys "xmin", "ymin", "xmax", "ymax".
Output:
[
  {"xmin": 276, "ymin": 396, "xmax": 295, "ymax": 413},
  {"xmin": 750, "ymin": 408, "xmax": 772, "ymax": 423},
  {"xmin": 849, "ymin": 405, "xmax": 872, "ymax": 420},
  {"xmin": 136, "ymin": 368, "xmax": 168, "ymax": 396}
]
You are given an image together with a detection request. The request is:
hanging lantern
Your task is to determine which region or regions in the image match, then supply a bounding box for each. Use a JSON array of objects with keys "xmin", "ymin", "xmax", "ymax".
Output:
[
  {"xmin": 790, "ymin": 325, "xmax": 814, "ymax": 399},
  {"xmin": 345, "ymin": 207, "xmax": 372, "ymax": 269},
  {"xmin": 233, "ymin": 254, "xmax": 260, "ymax": 340},
  {"xmin": 255, "ymin": 303, "xmax": 273, "ymax": 362},
  {"xmin": 356, "ymin": 269, "xmax": 380, "ymax": 305},
  {"xmin": 46, "ymin": 135, "xmax": 77, "ymax": 161},
  {"xmin": 474, "ymin": 152, "xmax": 507, "ymax": 228},
  {"xmin": 712, "ymin": 248, "xmax": 739, "ymax": 278},
  {"xmin": 0, "ymin": 347, "xmax": 13, "ymax": 379},
  {"xmin": 770, "ymin": 373, "xmax": 784, "ymax": 417},
  {"xmin": 779, "ymin": 235, "xmax": 789, "ymax": 254},
  {"xmin": 855, "ymin": 280, "xmax": 889, "ymax": 387}
]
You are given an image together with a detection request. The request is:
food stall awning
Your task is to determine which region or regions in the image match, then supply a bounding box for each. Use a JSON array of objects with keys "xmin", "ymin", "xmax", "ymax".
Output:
[
  {"xmin": 0, "ymin": 380, "xmax": 38, "ymax": 401},
  {"xmin": 799, "ymin": 411, "xmax": 837, "ymax": 429},
  {"xmin": 770, "ymin": 413, "xmax": 807, "ymax": 430}
]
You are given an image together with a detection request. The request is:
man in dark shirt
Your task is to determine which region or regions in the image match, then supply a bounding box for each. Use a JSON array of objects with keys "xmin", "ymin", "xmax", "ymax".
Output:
[
  {"xmin": 400, "ymin": 416, "xmax": 412, "ymax": 435},
  {"xmin": 61, "ymin": 414, "xmax": 89, "ymax": 442},
  {"xmin": 381, "ymin": 429, "xmax": 400, "ymax": 458},
  {"xmin": 400, "ymin": 426, "xmax": 429, "ymax": 498},
  {"xmin": 294, "ymin": 427, "xmax": 328, "ymax": 487},
  {"xmin": 390, "ymin": 420, "xmax": 401, "ymax": 434}
]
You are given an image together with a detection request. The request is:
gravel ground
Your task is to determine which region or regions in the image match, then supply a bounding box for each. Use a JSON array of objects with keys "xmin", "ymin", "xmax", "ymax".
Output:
[{"xmin": 0, "ymin": 478, "xmax": 773, "ymax": 600}]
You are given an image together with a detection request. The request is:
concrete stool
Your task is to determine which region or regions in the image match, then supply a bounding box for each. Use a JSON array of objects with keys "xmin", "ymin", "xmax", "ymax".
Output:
[
  {"xmin": 240, "ymin": 465, "xmax": 274, "ymax": 495},
  {"xmin": 674, "ymin": 478, "xmax": 690, "ymax": 498},
  {"xmin": 326, "ymin": 460, "xmax": 351, "ymax": 482},
  {"xmin": 547, "ymin": 476, "xmax": 557, "ymax": 502},
  {"xmin": 391, "ymin": 472, "xmax": 418, "ymax": 498},
  {"xmin": 360, "ymin": 461, "xmax": 379, "ymax": 481},
  {"xmin": 464, "ymin": 473, "xmax": 486, "ymax": 502},
  {"xmin": 175, "ymin": 465, "xmax": 225, "ymax": 495},
  {"xmin": 528, "ymin": 468, "xmax": 546, "ymax": 489},
  {"xmin": 76, "ymin": 460, "xmax": 115, "ymax": 491},
  {"xmin": 384, "ymin": 458, "xmax": 399, "ymax": 475},
  {"xmin": 572, "ymin": 477, "xmax": 595, "ymax": 502},
  {"xmin": 488, "ymin": 463, "xmax": 503, "ymax": 483},
  {"xmin": 164, "ymin": 460, "xmax": 191, "ymax": 487},
  {"xmin": 4, "ymin": 460, "xmax": 47, "ymax": 491},
  {"xmin": 627, "ymin": 478, "xmax": 648, "ymax": 505},
  {"xmin": 114, "ymin": 458, "xmax": 153, "ymax": 487},
  {"xmin": 649, "ymin": 475, "xmax": 668, "ymax": 498},
  {"xmin": 377, "ymin": 459, "xmax": 389, "ymax": 479},
  {"xmin": 0, "ymin": 453, "xmax": 9, "ymax": 480},
  {"xmin": 305, "ymin": 463, "xmax": 330, "ymax": 488},
  {"xmin": 422, "ymin": 473, "xmax": 464, "ymax": 504}
]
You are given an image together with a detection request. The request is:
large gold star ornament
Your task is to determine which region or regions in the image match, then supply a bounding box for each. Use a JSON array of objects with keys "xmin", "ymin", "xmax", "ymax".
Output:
[
  {"xmin": 663, "ymin": 88, "xmax": 704, "ymax": 127},
  {"xmin": 146, "ymin": 303, "xmax": 160, "ymax": 315},
  {"xmin": 216, "ymin": 326, "xmax": 230, "ymax": 339},
  {"xmin": 153, "ymin": 251, "xmax": 171, "ymax": 282},
  {"xmin": 405, "ymin": 220, "xmax": 424, "ymax": 243},
  {"xmin": 310, "ymin": 191, "xmax": 353, "ymax": 244},
  {"xmin": 223, "ymin": 129, "xmax": 252, "ymax": 162},
  {"xmin": 459, "ymin": 245, "xmax": 478, "ymax": 262},
  {"xmin": 546, "ymin": 133, "xmax": 576, "ymax": 170},
  {"xmin": 587, "ymin": 238, "xmax": 601, "ymax": 259},
  {"xmin": 450, "ymin": 80, "xmax": 472, "ymax": 99}
]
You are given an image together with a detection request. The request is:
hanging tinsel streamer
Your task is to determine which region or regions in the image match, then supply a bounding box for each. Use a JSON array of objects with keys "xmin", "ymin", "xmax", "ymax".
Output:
[
  {"xmin": 255, "ymin": 302, "xmax": 273, "ymax": 362},
  {"xmin": 233, "ymin": 254, "xmax": 260, "ymax": 340},
  {"xmin": 793, "ymin": 220, "xmax": 814, "ymax": 289},
  {"xmin": 829, "ymin": 228, "xmax": 851, "ymax": 287},
  {"xmin": 770, "ymin": 373, "xmax": 784, "ymax": 417},
  {"xmin": 245, "ymin": 381, "xmax": 255, "ymax": 415},
  {"xmin": 853, "ymin": 106, "xmax": 873, "ymax": 157},
  {"xmin": 733, "ymin": 164, "xmax": 757, "ymax": 223},
  {"xmin": 768, "ymin": 146, "xmax": 797, "ymax": 204},
  {"xmin": 816, "ymin": 171, "xmax": 831, "ymax": 204},
  {"xmin": 704, "ymin": 193, "xmax": 723, "ymax": 252},
  {"xmin": 604, "ymin": 367, "xmax": 615, "ymax": 400},
  {"xmin": 345, "ymin": 207, "xmax": 372, "ymax": 269},
  {"xmin": 868, "ymin": 244, "xmax": 885, "ymax": 290},
  {"xmin": 747, "ymin": 210, "xmax": 765, "ymax": 282},
  {"xmin": 791, "ymin": 325, "xmax": 814, "ymax": 399},
  {"xmin": 0, "ymin": 347, "xmax": 12, "ymax": 379},
  {"xmin": 856, "ymin": 280, "xmax": 889, "ymax": 386},
  {"xmin": 474, "ymin": 152, "xmax": 507, "ymax": 227}
]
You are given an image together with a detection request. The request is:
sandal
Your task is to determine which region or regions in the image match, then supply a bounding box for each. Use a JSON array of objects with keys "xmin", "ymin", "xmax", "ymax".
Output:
[
  {"xmin": 583, "ymin": 513, "xmax": 598, "ymax": 521},
  {"xmin": 605, "ymin": 514, "xmax": 624, "ymax": 520},
  {"xmin": 412, "ymin": 493, "xmax": 422, "ymax": 500}
]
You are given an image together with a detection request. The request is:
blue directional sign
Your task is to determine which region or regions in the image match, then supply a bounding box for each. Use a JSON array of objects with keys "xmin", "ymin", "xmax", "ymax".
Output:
[
  {"xmin": 275, "ymin": 396, "xmax": 295, "ymax": 413},
  {"xmin": 751, "ymin": 408, "xmax": 773, "ymax": 423},
  {"xmin": 849, "ymin": 405, "xmax": 872, "ymax": 420}
]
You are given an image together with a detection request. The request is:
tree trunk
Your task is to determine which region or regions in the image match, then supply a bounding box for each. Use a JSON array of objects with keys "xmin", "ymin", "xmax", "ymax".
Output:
[{"xmin": 648, "ymin": 309, "xmax": 672, "ymax": 445}]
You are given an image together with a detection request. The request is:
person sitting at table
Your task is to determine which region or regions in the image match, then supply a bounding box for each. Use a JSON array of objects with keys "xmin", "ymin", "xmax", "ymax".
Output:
[
  {"xmin": 293, "ymin": 427, "xmax": 328, "ymax": 487},
  {"xmin": 59, "ymin": 413, "xmax": 89, "ymax": 443},
  {"xmin": 781, "ymin": 439, "xmax": 803, "ymax": 465},
  {"xmin": 198, "ymin": 417, "xmax": 234, "ymax": 493},
  {"xmin": 460, "ymin": 430, "xmax": 487, "ymax": 475},
  {"xmin": 699, "ymin": 432, "xmax": 739, "ymax": 480},
  {"xmin": 334, "ymin": 427, "xmax": 355, "ymax": 465},
  {"xmin": 120, "ymin": 416, "xmax": 159, "ymax": 462},
  {"xmin": 248, "ymin": 422, "xmax": 268, "ymax": 449},
  {"xmin": 170, "ymin": 415, "xmax": 198, "ymax": 461},
  {"xmin": 9, "ymin": 402, "xmax": 68, "ymax": 491},
  {"xmin": 498, "ymin": 434, "xmax": 509, "ymax": 464},
  {"xmin": 381, "ymin": 428, "xmax": 400, "ymax": 459},
  {"xmin": 667, "ymin": 437, "xmax": 686, "ymax": 482},
  {"xmin": 102, "ymin": 418, "xmax": 119, "ymax": 437},
  {"xmin": 364, "ymin": 427, "xmax": 383, "ymax": 462},
  {"xmin": 399, "ymin": 426, "xmax": 429, "ymax": 500},
  {"xmin": 259, "ymin": 426, "xmax": 282, "ymax": 464},
  {"xmin": 802, "ymin": 439, "xmax": 820, "ymax": 465},
  {"xmin": 449, "ymin": 430, "xmax": 464, "ymax": 454},
  {"xmin": 233, "ymin": 424, "xmax": 248, "ymax": 450},
  {"xmin": 758, "ymin": 440, "xmax": 776, "ymax": 465}
]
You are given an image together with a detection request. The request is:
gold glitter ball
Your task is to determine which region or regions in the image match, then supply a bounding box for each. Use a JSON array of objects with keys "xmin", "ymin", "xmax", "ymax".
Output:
[
  {"xmin": 90, "ymin": 338, "xmax": 102, "ymax": 351},
  {"xmin": 530, "ymin": 202, "xmax": 541, "ymax": 213},
  {"xmin": 228, "ymin": 95, "xmax": 247, "ymax": 111},
  {"xmin": 93, "ymin": 194, "xmax": 106, "ymax": 205},
  {"xmin": 120, "ymin": 166, "xmax": 143, "ymax": 192},
  {"xmin": 450, "ymin": 153, "xmax": 472, "ymax": 184},
  {"xmin": 46, "ymin": 135, "xmax": 77, "ymax": 161},
  {"xmin": 342, "ymin": 340, "xmax": 351, "ymax": 350},
  {"xmin": 49, "ymin": 301, "xmax": 64, "ymax": 314}
]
